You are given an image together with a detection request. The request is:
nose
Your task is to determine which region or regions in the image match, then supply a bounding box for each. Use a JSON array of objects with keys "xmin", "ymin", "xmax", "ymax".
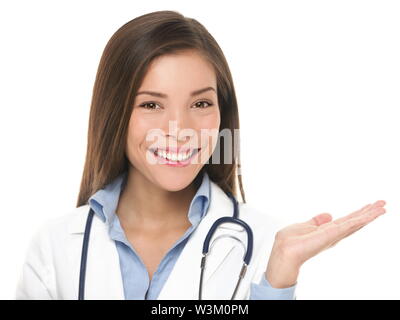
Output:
[{"xmin": 163, "ymin": 107, "xmax": 196, "ymax": 143}]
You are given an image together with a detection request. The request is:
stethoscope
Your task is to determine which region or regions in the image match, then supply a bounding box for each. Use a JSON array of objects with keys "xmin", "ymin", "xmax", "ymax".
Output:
[{"xmin": 78, "ymin": 190, "xmax": 254, "ymax": 300}]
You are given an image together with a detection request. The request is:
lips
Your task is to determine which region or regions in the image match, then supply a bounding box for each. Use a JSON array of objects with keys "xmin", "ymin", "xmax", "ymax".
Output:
[{"xmin": 149, "ymin": 147, "xmax": 201, "ymax": 163}]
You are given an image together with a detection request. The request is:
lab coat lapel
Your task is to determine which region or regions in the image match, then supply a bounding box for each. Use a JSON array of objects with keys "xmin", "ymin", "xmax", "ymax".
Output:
[
  {"xmin": 68, "ymin": 208, "xmax": 125, "ymax": 300},
  {"xmin": 157, "ymin": 181, "xmax": 241, "ymax": 300}
]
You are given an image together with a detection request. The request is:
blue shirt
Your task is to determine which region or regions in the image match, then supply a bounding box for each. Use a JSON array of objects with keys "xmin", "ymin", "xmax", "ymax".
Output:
[{"xmin": 88, "ymin": 170, "xmax": 296, "ymax": 300}]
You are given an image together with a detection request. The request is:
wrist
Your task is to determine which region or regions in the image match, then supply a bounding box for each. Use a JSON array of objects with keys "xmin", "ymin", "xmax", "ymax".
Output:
[{"xmin": 265, "ymin": 249, "xmax": 301, "ymax": 288}]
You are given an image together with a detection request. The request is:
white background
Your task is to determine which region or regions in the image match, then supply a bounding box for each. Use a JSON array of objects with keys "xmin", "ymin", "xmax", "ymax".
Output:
[{"xmin": 1, "ymin": 0, "xmax": 399, "ymax": 299}]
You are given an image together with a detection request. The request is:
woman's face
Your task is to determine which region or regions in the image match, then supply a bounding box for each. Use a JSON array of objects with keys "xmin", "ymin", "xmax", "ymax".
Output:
[{"xmin": 126, "ymin": 49, "xmax": 221, "ymax": 191}]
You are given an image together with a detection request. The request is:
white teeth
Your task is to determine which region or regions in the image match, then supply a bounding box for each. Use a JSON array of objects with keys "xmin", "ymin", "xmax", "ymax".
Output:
[{"xmin": 154, "ymin": 148, "xmax": 195, "ymax": 162}]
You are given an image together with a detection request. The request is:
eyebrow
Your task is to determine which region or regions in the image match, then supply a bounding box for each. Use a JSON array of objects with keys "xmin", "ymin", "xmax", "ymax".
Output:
[{"xmin": 135, "ymin": 86, "xmax": 216, "ymax": 98}]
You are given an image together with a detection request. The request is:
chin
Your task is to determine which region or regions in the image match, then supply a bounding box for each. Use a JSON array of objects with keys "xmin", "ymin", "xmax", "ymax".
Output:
[{"xmin": 150, "ymin": 168, "xmax": 200, "ymax": 192}]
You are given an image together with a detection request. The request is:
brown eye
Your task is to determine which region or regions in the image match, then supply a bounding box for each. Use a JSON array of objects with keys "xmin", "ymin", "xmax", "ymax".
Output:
[
  {"xmin": 194, "ymin": 101, "xmax": 213, "ymax": 108},
  {"xmin": 139, "ymin": 102, "xmax": 161, "ymax": 110}
]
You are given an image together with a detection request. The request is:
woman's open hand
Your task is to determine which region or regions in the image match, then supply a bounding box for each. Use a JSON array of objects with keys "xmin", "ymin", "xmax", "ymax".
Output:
[{"xmin": 265, "ymin": 200, "xmax": 387, "ymax": 288}]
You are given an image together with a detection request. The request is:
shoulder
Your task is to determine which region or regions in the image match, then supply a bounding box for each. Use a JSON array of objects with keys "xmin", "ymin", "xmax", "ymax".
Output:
[
  {"xmin": 238, "ymin": 202, "xmax": 283, "ymax": 236},
  {"xmin": 16, "ymin": 205, "xmax": 91, "ymax": 299},
  {"xmin": 210, "ymin": 181, "xmax": 282, "ymax": 232},
  {"xmin": 25, "ymin": 205, "xmax": 90, "ymax": 258},
  {"xmin": 36, "ymin": 205, "xmax": 90, "ymax": 235}
]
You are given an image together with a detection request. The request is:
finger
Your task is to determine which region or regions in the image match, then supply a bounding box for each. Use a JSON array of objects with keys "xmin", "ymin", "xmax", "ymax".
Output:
[
  {"xmin": 332, "ymin": 203, "xmax": 372, "ymax": 225},
  {"xmin": 327, "ymin": 224, "xmax": 366, "ymax": 249},
  {"xmin": 322, "ymin": 205, "xmax": 386, "ymax": 244},
  {"xmin": 332, "ymin": 200, "xmax": 386, "ymax": 225},
  {"xmin": 333, "ymin": 205, "xmax": 386, "ymax": 243},
  {"xmin": 304, "ymin": 213, "xmax": 333, "ymax": 226},
  {"xmin": 339, "ymin": 205, "xmax": 385, "ymax": 232}
]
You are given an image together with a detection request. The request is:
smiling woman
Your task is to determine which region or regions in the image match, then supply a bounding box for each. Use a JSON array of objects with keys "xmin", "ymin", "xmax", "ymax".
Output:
[
  {"xmin": 16, "ymin": 9, "xmax": 387, "ymax": 301},
  {"xmin": 76, "ymin": 12, "xmax": 245, "ymax": 205}
]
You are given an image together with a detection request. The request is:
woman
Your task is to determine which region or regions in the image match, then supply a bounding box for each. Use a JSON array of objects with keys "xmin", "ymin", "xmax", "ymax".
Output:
[{"xmin": 16, "ymin": 10, "xmax": 386, "ymax": 300}]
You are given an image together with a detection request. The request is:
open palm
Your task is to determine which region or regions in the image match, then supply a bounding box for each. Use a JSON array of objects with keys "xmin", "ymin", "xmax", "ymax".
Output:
[{"xmin": 274, "ymin": 200, "xmax": 386, "ymax": 267}]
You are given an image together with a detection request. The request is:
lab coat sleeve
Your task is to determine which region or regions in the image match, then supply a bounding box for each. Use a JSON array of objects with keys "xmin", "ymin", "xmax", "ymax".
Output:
[{"xmin": 15, "ymin": 224, "xmax": 55, "ymax": 300}]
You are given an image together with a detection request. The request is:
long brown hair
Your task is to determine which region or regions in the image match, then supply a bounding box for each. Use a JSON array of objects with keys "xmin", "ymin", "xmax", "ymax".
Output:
[{"xmin": 76, "ymin": 10, "xmax": 246, "ymax": 207}]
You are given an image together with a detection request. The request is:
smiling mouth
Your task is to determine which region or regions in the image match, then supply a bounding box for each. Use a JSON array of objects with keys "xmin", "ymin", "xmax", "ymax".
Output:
[{"xmin": 149, "ymin": 147, "xmax": 201, "ymax": 162}]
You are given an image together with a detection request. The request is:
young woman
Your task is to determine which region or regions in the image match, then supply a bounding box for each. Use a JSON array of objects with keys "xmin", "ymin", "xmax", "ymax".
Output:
[{"xmin": 16, "ymin": 10, "xmax": 386, "ymax": 300}]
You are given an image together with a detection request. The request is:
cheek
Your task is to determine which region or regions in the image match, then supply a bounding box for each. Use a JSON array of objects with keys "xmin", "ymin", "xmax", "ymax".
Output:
[
  {"xmin": 126, "ymin": 112, "xmax": 152, "ymax": 158},
  {"xmin": 194, "ymin": 109, "xmax": 221, "ymax": 131},
  {"xmin": 193, "ymin": 111, "xmax": 221, "ymax": 155}
]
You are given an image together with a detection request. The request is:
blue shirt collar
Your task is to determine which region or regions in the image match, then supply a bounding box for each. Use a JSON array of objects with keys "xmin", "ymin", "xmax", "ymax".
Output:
[{"xmin": 88, "ymin": 170, "xmax": 211, "ymax": 228}]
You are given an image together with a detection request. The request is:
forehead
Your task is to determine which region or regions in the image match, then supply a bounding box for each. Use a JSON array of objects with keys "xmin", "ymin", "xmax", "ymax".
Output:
[{"xmin": 139, "ymin": 50, "xmax": 217, "ymax": 93}]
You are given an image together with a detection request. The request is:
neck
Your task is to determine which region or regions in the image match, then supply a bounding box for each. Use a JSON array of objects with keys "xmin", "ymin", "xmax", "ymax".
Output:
[{"xmin": 116, "ymin": 167, "xmax": 202, "ymax": 231}]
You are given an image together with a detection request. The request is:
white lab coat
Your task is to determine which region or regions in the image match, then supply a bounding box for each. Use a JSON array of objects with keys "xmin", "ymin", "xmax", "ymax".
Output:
[{"xmin": 15, "ymin": 180, "xmax": 281, "ymax": 300}]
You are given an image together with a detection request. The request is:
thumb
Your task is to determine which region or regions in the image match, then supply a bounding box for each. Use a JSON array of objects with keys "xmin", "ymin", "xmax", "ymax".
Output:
[{"xmin": 306, "ymin": 213, "xmax": 333, "ymax": 226}]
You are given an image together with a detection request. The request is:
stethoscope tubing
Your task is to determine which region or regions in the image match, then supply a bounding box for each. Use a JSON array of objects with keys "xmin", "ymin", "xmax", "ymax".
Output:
[{"xmin": 78, "ymin": 207, "xmax": 95, "ymax": 300}]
